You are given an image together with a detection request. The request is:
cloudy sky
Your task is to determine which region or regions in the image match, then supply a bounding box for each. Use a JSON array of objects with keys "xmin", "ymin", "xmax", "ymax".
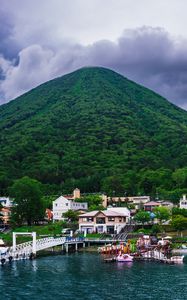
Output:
[{"xmin": 0, "ymin": 0, "xmax": 187, "ymax": 109}]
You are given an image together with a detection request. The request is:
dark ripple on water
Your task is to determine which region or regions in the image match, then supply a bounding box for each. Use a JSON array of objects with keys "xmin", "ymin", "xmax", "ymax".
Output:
[{"xmin": 0, "ymin": 253, "xmax": 186, "ymax": 300}]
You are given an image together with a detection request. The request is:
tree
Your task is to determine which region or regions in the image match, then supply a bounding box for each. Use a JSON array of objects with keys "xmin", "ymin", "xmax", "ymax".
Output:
[
  {"xmin": 156, "ymin": 188, "xmax": 187, "ymax": 204},
  {"xmin": 63, "ymin": 210, "xmax": 79, "ymax": 222},
  {"xmin": 134, "ymin": 210, "xmax": 151, "ymax": 225},
  {"xmin": 9, "ymin": 176, "xmax": 44, "ymax": 226},
  {"xmin": 101, "ymin": 176, "xmax": 125, "ymax": 196},
  {"xmin": 153, "ymin": 206, "xmax": 170, "ymax": 224},
  {"xmin": 172, "ymin": 207, "xmax": 187, "ymax": 218},
  {"xmin": 139, "ymin": 169, "xmax": 172, "ymax": 196},
  {"xmin": 171, "ymin": 215, "xmax": 187, "ymax": 236},
  {"xmin": 172, "ymin": 167, "xmax": 187, "ymax": 188}
]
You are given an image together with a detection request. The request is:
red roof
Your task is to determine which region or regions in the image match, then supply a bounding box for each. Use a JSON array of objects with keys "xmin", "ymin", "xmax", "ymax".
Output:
[
  {"xmin": 63, "ymin": 194, "xmax": 74, "ymax": 199},
  {"xmin": 144, "ymin": 201, "xmax": 160, "ymax": 206}
]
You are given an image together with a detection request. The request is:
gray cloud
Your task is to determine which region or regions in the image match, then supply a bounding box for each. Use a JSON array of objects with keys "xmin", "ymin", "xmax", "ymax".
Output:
[
  {"xmin": 0, "ymin": 7, "xmax": 21, "ymax": 60},
  {"xmin": 0, "ymin": 27, "xmax": 187, "ymax": 109}
]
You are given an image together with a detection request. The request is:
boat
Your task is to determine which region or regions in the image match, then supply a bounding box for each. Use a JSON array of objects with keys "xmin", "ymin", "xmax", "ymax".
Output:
[
  {"xmin": 116, "ymin": 253, "xmax": 133, "ymax": 262},
  {"xmin": 170, "ymin": 255, "xmax": 184, "ymax": 264},
  {"xmin": 172, "ymin": 245, "xmax": 187, "ymax": 254}
]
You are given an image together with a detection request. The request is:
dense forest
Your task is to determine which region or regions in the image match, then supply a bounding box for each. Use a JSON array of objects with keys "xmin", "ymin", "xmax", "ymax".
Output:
[{"xmin": 0, "ymin": 67, "xmax": 187, "ymax": 201}]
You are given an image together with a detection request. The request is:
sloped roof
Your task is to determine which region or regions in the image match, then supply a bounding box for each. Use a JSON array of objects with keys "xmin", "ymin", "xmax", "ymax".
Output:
[
  {"xmin": 79, "ymin": 210, "xmax": 127, "ymax": 217},
  {"xmin": 107, "ymin": 207, "xmax": 130, "ymax": 216},
  {"xmin": 103, "ymin": 210, "xmax": 124, "ymax": 216},
  {"xmin": 79, "ymin": 211, "xmax": 99, "ymax": 217},
  {"xmin": 54, "ymin": 195, "xmax": 69, "ymax": 202},
  {"xmin": 144, "ymin": 201, "xmax": 160, "ymax": 206}
]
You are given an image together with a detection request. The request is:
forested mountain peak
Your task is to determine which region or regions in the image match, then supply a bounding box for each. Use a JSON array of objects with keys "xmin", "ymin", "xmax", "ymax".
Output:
[{"xmin": 0, "ymin": 67, "xmax": 187, "ymax": 199}]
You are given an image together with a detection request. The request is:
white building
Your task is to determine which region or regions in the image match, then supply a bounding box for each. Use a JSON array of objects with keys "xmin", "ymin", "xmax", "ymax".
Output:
[
  {"xmin": 179, "ymin": 195, "xmax": 187, "ymax": 209},
  {"xmin": 53, "ymin": 195, "xmax": 88, "ymax": 221},
  {"xmin": 0, "ymin": 197, "xmax": 13, "ymax": 207}
]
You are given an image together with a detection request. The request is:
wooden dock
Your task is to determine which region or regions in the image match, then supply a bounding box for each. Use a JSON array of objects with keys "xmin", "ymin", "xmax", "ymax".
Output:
[{"xmin": 104, "ymin": 257, "xmax": 116, "ymax": 263}]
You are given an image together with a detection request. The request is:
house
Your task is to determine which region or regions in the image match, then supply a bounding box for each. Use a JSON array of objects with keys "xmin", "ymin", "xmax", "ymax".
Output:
[
  {"xmin": 0, "ymin": 207, "xmax": 11, "ymax": 224},
  {"xmin": 102, "ymin": 194, "xmax": 150, "ymax": 209},
  {"xmin": 144, "ymin": 201, "xmax": 160, "ymax": 211},
  {"xmin": 46, "ymin": 209, "xmax": 53, "ymax": 221},
  {"xmin": 179, "ymin": 194, "xmax": 187, "ymax": 209},
  {"xmin": 0, "ymin": 197, "xmax": 13, "ymax": 224},
  {"xmin": 53, "ymin": 190, "xmax": 87, "ymax": 221},
  {"xmin": 0, "ymin": 197, "xmax": 13, "ymax": 207},
  {"xmin": 78, "ymin": 208, "xmax": 130, "ymax": 234},
  {"xmin": 128, "ymin": 196, "xmax": 150, "ymax": 210}
]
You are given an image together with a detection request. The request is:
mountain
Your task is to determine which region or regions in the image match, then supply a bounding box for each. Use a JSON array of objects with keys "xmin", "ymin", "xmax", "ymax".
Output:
[{"xmin": 0, "ymin": 67, "xmax": 187, "ymax": 197}]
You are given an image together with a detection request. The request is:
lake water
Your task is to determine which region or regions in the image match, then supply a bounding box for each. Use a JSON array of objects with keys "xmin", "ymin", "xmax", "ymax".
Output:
[{"xmin": 0, "ymin": 253, "xmax": 186, "ymax": 300}]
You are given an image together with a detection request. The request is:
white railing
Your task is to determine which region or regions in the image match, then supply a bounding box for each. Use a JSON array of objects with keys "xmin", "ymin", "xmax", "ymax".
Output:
[
  {"xmin": 36, "ymin": 237, "xmax": 66, "ymax": 251},
  {"xmin": 9, "ymin": 237, "xmax": 67, "ymax": 254}
]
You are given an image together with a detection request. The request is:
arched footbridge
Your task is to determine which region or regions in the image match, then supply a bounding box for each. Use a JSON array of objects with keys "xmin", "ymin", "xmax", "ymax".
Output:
[{"xmin": 7, "ymin": 232, "xmax": 86, "ymax": 260}]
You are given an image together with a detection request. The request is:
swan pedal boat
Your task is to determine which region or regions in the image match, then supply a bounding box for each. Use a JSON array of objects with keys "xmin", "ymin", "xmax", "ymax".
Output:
[{"xmin": 116, "ymin": 254, "xmax": 133, "ymax": 262}]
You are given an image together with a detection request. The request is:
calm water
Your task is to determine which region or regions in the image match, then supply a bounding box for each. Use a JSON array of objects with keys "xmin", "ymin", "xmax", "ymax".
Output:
[{"xmin": 0, "ymin": 253, "xmax": 186, "ymax": 300}]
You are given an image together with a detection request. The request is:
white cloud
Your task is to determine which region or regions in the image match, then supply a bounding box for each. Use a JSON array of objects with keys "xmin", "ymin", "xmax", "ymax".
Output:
[
  {"xmin": 0, "ymin": 45, "xmax": 54, "ymax": 101},
  {"xmin": 0, "ymin": 27, "xmax": 187, "ymax": 109}
]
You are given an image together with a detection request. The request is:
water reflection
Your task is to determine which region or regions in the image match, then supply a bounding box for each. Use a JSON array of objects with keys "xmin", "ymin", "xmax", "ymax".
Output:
[
  {"xmin": 0, "ymin": 253, "xmax": 186, "ymax": 300},
  {"xmin": 116, "ymin": 262, "xmax": 133, "ymax": 269},
  {"xmin": 31, "ymin": 260, "xmax": 38, "ymax": 272}
]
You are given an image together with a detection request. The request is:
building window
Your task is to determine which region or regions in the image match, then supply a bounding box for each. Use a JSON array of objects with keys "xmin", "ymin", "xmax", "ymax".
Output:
[
  {"xmin": 96, "ymin": 217, "xmax": 105, "ymax": 224},
  {"xmin": 87, "ymin": 217, "xmax": 93, "ymax": 222},
  {"xmin": 97, "ymin": 226, "xmax": 104, "ymax": 233},
  {"xmin": 66, "ymin": 203, "xmax": 68, "ymax": 206},
  {"xmin": 107, "ymin": 226, "xmax": 114, "ymax": 234},
  {"xmin": 108, "ymin": 217, "xmax": 115, "ymax": 222}
]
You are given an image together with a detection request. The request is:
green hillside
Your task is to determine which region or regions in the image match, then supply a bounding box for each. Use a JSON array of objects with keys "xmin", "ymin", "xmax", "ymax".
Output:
[{"xmin": 0, "ymin": 67, "xmax": 187, "ymax": 199}]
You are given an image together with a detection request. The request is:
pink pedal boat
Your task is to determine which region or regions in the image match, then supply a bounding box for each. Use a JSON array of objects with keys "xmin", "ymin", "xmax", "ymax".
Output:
[{"xmin": 116, "ymin": 254, "xmax": 133, "ymax": 262}]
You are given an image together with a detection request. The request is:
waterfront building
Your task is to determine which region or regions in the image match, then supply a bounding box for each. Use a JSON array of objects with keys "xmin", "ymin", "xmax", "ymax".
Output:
[
  {"xmin": 179, "ymin": 194, "xmax": 187, "ymax": 209},
  {"xmin": 53, "ymin": 189, "xmax": 88, "ymax": 221},
  {"xmin": 78, "ymin": 208, "xmax": 130, "ymax": 234}
]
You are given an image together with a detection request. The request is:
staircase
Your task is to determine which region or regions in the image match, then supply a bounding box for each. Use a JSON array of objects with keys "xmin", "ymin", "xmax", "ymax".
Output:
[{"xmin": 113, "ymin": 224, "xmax": 136, "ymax": 241}]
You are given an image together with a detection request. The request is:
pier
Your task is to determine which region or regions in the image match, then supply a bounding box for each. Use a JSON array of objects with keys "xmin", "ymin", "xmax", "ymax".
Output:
[
  {"xmin": 0, "ymin": 232, "xmax": 88, "ymax": 264},
  {"xmin": 0, "ymin": 231, "xmax": 133, "ymax": 265},
  {"xmin": 0, "ymin": 233, "xmax": 184, "ymax": 265}
]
